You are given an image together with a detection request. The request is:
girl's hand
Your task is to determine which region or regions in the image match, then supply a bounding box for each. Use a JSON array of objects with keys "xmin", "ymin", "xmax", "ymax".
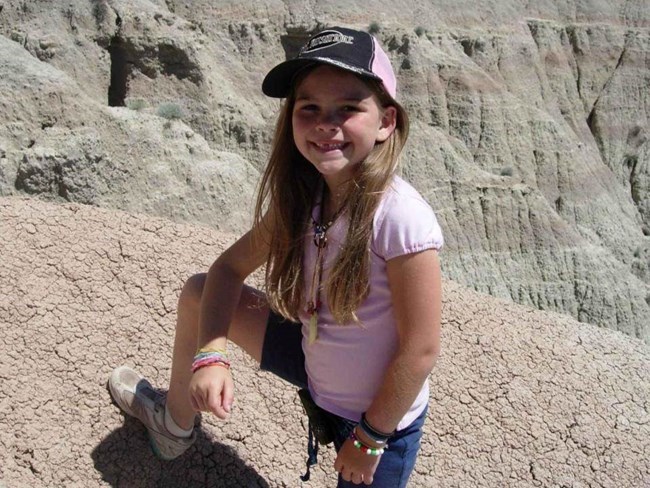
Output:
[
  {"xmin": 334, "ymin": 438, "xmax": 381, "ymax": 485},
  {"xmin": 188, "ymin": 366, "xmax": 234, "ymax": 420}
]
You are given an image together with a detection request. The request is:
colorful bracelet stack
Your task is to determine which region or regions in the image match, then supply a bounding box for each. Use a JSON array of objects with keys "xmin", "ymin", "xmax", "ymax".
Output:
[
  {"xmin": 191, "ymin": 347, "xmax": 230, "ymax": 373},
  {"xmin": 349, "ymin": 430, "xmax": 385, "ymax": 456}
]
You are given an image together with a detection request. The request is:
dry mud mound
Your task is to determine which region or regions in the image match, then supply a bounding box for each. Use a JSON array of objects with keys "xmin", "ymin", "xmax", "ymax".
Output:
[{"xmin": 0, "ymin": 197, "xmax": 648, "ymax": 488}]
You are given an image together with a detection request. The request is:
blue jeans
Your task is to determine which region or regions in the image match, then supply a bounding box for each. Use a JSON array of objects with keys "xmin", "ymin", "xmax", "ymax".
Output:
[
  {"xmin": 260, "ymin": 312, "xmax": 426, "ymax": 487},
  {"xmin": 329, "ymin": 407, "xmax": 426, "ymax": 488}
]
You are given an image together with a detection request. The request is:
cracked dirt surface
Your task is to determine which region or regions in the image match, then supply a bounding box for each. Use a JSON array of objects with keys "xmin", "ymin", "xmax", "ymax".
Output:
[{"xmin": 1, "ymin": 197, "xmax": 648, "ymax": 487}]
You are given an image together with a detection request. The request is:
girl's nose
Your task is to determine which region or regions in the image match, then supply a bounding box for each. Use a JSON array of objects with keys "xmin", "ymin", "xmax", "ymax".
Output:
[{"xmin": 316, "ymin": 111, "xmax": 339, "ymax": 131}]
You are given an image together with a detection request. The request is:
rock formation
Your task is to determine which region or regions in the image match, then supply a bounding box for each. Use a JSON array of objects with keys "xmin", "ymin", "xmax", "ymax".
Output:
[
  {"xmin": 0, "ymin": 197, "xmax": 648, "ymax": 487},
  {"xmin": 0, "ymin": 3, "xmax": 648, "ymax": 337}
]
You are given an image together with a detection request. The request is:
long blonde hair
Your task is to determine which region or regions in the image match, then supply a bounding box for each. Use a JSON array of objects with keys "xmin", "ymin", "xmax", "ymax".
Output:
[{"xmin": 254, "ymin": 72, "xmax": 409, "ymax": 323}]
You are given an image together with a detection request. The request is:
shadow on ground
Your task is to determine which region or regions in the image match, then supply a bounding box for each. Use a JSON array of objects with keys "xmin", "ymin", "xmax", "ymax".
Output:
[{"xmin": 92, "ymin": 416, "xmax": 269, "ymax": 488}]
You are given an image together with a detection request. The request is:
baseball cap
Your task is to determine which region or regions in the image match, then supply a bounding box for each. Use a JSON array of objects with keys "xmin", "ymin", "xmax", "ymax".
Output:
[{"xmin": 262, "ymin": 27, "xmax": 397, "ymax": 99}]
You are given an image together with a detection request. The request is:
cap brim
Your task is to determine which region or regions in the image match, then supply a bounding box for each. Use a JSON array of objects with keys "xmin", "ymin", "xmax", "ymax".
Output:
[{"xmin": 262, "ymin": 57, "xmax": 382, "ymax": 98}]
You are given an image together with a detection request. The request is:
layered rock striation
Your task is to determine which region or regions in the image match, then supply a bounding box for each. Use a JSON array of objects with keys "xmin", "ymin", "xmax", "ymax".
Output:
[{"xmin": 0, "ymin": 0, "xmax": 648, "ymax": 338}]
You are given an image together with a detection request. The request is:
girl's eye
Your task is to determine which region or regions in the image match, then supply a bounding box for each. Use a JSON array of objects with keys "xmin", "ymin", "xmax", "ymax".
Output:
[
  {"xmin": 299, "ymin": 104, "xmax": 319, "ymax": 112},
  {"xmin": 342, "ymin": 105, "xmax": 359, "ymax": 112}
]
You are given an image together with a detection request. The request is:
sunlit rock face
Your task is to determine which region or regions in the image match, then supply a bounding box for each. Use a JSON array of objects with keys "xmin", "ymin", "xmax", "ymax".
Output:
[{"xmin": 0, "ymin": 0, "xmax": 648, "ymax": 338}]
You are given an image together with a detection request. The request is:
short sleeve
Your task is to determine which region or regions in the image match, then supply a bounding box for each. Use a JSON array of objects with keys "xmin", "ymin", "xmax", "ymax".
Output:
[{"xmin": 372, "ymin": 178, "xmax": 444, "ymax": 260}]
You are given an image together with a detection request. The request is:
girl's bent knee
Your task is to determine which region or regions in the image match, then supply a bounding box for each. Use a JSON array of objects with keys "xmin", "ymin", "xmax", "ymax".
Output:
[{"xmin": 179, "ymin": 273, "xmax": 206, "ymax": 310}]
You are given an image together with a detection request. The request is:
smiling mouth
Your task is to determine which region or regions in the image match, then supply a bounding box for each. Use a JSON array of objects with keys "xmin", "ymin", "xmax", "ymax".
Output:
[{"xmin": 313, "ymin": 142, "xmax": 348, "ymax": 151}]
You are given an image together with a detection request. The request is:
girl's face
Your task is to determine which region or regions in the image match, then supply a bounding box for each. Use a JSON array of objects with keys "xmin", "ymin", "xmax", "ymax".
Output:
[{"xmin": 292, "ymin": 65, "xmax": 397, "ymax": 190}]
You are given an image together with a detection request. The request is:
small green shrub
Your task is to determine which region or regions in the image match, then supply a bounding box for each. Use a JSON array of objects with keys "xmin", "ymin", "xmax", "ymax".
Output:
[
  {"xmin": 126, "ymin": 98, "xmax": 147, "ymax": 111},
  {"xmin": 368, "ymin": 22, "xmax": 380, "ymax": 34},
  {"xmin": 500, "ymin": 167, "xmax": 514, "ymax": 177},
  {"xmin": 157, "ymin": 103, "xmax": 183, "ymax": 120},
  {"xmin": 163, "ymin": 120, "xmax": 172, "ymax": 130},
  {"xmin": 415, "ymin": 26, "xmax": 425, "ymax": 37}
]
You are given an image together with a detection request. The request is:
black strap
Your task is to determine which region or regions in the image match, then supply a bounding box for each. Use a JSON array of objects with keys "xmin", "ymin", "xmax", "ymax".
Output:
[{"xmin": 300, "ymin": 422, "xmax": 320, "ymax": 482}]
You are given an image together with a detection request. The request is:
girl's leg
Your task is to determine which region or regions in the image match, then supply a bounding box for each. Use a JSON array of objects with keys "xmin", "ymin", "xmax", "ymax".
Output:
[{"xmin": 165, "ymin": 273, "xmax": 270, "ymax": 430}]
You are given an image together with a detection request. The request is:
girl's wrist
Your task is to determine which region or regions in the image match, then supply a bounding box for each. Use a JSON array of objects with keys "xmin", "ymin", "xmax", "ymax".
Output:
[
  {"xmin": 359, "ymin": 412, "xmax": 395, "ymax": 444},
  {"xmin": 192, "ymin": 348, "xmax": 230, "ymax": 373},
  {"xmin": 352, "ymin": 426, "xmax": 387, "ymax": 449},
  {"xmin": 349, "ymin": 429, "xmax": 386, "ymax": 456}
]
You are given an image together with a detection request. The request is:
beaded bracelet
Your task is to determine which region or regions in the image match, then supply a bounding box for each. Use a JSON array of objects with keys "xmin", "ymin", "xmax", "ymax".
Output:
[
  {"xmin": 192, "ymin": 349, "xmax": 230, "ymax": 373},
  {"xmin": 349, "ymin": 431, "xmax": 385, "ymax": 456}
]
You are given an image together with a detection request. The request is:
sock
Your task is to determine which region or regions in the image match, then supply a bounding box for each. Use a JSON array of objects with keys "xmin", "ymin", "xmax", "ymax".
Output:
[{"xmin": 164, "ymin": 405, "xmax": 193, "ymax": 438}]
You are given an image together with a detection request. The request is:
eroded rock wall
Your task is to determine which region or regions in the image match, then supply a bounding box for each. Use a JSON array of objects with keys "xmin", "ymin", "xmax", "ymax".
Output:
[{"xmin": 0, "ymin": 0, "xmax": 648, "ymax": 338}]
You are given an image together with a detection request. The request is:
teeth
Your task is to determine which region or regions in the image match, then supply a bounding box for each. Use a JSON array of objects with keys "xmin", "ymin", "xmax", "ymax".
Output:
[{"xmin": 316, "ymin": 142, "xmax": 345, "ymax": 150}]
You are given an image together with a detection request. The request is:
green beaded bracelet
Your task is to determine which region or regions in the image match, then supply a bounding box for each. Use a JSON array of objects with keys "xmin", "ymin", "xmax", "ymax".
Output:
[{"xmin": 349, "ymin": 431, "xmax": 385, "ymax": 456}]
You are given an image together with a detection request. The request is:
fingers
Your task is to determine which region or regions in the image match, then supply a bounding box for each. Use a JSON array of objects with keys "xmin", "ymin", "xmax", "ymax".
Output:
[
  {"xmin": 351, "ymin": 472, "xmax": 364, "ymax": 485},
  {"xmin": 190, "ymin": 388, "xmax": 207, "ymax": 413},
  {"xmin": 334, "ymin": 441, "xmax": 378, "ymax": 485},
  {"xmin": 207, "ymin": 380, "xmax": 229, "ymax": 419},
  {"xmin": 221, "ymin": 375, "xmax": 234, "ymax": 414},
  {"xmin": 338, "ymin": 468, "xmax": 370, "ymax": 485},
  {"xmin": 189, "ymin": 393, "xmax": 200, "ymax": 413},
  {"xmin": 334, "ymin": 456, "xmax": 343, "ymax": 474},
  {"xmin": 188, "ymin": 367, "xmax": 234, "ymax": 419}
]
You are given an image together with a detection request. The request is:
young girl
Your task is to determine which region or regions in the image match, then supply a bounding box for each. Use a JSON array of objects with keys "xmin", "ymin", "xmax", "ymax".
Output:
[{"xmin": 109, "ymin": 26, "xmax": 443, "ymax": 487}]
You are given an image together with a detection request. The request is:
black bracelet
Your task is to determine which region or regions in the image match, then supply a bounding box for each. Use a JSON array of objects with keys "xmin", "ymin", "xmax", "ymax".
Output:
[{"xmin": 360, "ymin": 412, "xmax": 395, "ymax": 444}]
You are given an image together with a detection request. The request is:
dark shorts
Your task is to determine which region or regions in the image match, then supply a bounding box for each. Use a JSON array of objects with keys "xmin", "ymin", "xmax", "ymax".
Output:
[
  {"xmin": 259, "ymin": 311, "xmax": 426, "ymax": 488},
  {"xmin": 259, "ymin": 311, "xmax": 308, "ymax": 389}
]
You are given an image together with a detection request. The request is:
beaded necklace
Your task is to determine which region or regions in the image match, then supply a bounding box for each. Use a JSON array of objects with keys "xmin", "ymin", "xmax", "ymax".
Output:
[{"xmin": 307, "ymin": 186, "xmax": 347, "ymax": 344}]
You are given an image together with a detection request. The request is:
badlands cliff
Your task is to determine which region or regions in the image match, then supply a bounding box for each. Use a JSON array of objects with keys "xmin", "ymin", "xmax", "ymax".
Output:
[
  {"xmin": 1, "ymin": 2, "xmax": 649, "ymax": 487},
  {"xmin": 1, "ymin": 0, "xmax": 648, "ymax": 340},
  {"xmin": 1, "ymin": 197, "xmax": 648, "ymax": 487}
]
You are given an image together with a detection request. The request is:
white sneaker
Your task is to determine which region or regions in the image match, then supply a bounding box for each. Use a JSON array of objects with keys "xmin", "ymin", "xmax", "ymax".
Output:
[{"xmin": 108, "ymin": 366, "xmax": 196, "ymax": 460}]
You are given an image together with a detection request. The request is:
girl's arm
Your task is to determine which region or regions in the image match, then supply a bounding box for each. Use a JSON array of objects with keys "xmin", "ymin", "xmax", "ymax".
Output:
[
  {"xmin": 188, "ymin": 211, "xmax": 274, "ymax": 418},
  {"xmin": 334, "ymin": 249, "xmax": 441, "ymax": 484},
  {"xmin": 197, "ymin": 217, "xmax": 272, "ymax": 349},
  {"xmin": 364, "ymin": 248, "xmax": 442, "ymax": 431}
]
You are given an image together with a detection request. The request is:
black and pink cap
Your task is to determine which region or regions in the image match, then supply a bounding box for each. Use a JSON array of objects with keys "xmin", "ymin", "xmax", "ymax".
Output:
[{"xmin": 262, "ymin": 27, "xmax": 397, "ymax": 99}]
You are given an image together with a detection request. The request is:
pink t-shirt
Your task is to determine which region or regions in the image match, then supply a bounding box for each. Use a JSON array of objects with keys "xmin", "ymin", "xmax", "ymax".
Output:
[{"xmin": 298, "ymin": 176, "xmax": 444, "ymax": 430}]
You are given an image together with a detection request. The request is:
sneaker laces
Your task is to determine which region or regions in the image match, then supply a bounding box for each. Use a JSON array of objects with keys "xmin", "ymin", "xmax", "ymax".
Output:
[{"xmin": 134, "ymin": 381, "xmax": 166, "ymax": 414}]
